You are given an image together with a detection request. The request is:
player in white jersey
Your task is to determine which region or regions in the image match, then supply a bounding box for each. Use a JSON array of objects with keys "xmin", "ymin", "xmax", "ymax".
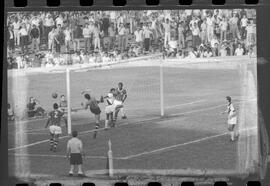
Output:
[
  {"xmin": 104, "ymin": 88, "xmax": 116, "ymax": 129},
  {"xmin": 221, "ymin": 96, "xmax": 239, "ymax": 141}
]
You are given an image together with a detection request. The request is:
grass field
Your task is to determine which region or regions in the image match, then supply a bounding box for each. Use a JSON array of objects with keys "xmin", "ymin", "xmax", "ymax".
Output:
[{"xmin": 8, "ymin": 61, "xmax": 254, "ymax": 179}]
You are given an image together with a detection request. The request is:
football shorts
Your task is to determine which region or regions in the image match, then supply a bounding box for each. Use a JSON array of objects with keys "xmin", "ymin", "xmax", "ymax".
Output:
[{"xmin": 49, "ymin": 125, "xmax": 62, "ymax": 135}]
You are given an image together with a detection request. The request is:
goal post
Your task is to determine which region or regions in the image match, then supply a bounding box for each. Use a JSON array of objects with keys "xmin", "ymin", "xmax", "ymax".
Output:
[
  {"xmin": 66, "ymin": 68, "xmax": 72, "ymax": 135},
  {"xmin": 160, "ymin": 58, "xmax": 164, "ymax": 117}
]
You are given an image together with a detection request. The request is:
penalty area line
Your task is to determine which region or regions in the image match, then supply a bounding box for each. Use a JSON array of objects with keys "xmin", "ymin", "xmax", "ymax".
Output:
[{"xmin": 122, "ymin": 127, "xmax": 257, "ymax": 160}]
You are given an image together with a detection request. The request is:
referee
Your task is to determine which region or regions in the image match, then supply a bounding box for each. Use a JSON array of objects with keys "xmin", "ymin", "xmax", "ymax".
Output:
[{"xmin": 66, "ymin": 131, "xmax": 85, "ymax": 176}]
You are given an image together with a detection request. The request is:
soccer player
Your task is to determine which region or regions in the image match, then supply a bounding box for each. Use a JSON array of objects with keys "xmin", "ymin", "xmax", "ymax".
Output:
[
  {"xmin": 66, "ymin": 130, "xmax": 85, "ymax": 177},
  {"xmin": 81, "ymin": 93, "xmax": 102, "ymax": 137},
  {"xmin": 114, "ymin": 82, "xmax": 127, "ymax": 121},
  {"xmin": 104, "ymin": 89, "xmax": 116, "ymax": 129},
  {"xmin": 59, "ymin": 94, "xmax": 68, "ymax": 129},
  {"xmin": 221, "ymin": 96, "xmax": 239, "ymax": 142},
  {"xmin": 45, "ymin": 103, "xmax": 64, "ymax": 152}
]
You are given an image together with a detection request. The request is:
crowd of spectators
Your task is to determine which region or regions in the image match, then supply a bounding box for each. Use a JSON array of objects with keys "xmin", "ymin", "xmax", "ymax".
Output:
[{"xmin": 7, "ymin": 9, "xmax": 256, "ymax": 69}]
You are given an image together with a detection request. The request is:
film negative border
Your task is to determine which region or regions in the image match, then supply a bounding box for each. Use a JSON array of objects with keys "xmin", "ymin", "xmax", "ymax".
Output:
[
  {"xmin": 2, "ymin": 0, "xmax": 270, "ymax": 186},
  {"xmin": 5, "ymin": 0, "xmax": 268, "ymax": 9}
]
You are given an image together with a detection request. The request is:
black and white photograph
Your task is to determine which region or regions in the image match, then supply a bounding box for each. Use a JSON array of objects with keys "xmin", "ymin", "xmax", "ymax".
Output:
[{"xmin": 5, "ymin": 8, "xmax": 264, "ymax": 185}]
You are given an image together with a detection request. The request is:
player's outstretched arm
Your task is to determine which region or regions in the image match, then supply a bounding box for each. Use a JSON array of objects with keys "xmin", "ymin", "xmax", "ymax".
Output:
[{"xmin": 81, "ymin": 89, "xmax": 91, "ymax": 95}]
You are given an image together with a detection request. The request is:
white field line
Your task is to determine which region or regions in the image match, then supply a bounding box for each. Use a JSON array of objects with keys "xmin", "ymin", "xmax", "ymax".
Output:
[
  {"xmin": 122, "ymin": 127, "xmax": 257, "ymax": 160},
  {"xmin": 8, "ymin": 153, "xmax": 123, "ymax": 160},
  {"xmin": 165, "ymin": 100, "xmax": 205, "ymax": 109},
  {"xmin": 8, "ymin": 99, "xmax": 257, "ymax": 151}
]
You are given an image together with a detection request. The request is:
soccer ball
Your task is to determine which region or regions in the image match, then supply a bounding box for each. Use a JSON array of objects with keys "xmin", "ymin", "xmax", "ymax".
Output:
[{"xmin": 52, "ymin": 92, "xmax": 58, "ymax": 99}]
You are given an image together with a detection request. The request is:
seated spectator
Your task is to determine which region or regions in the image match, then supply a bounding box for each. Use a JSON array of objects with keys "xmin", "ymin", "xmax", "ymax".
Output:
[
  {"xmin": 176, "ymin": 50, "xmax": 184, "ymax": 59},
  {"xmin": 46, "ymin": 60, "xmax": 54, "ymax": 67},
  {"xmin": 235, "ymin": 43, "xmax": 244, "ymax": 56},
  {"xmin": 72, "ymin": 51, "xmax": 81, "ymax": 64},
  {"xmin": 203, "ymin": 47, "xmax": 213, "ymax": 58},
  {"xmin": 88, "ymin": 52, "xmax": 95, "ymax": 63},
  {"xmin": 212, "ymin": 43, "xmax": 219, "ymax": 57},
  {"xmin": 8, "ymin": 103, "xmax": 15, "ymax": 121},
  {"xmin": 187, "ymin": 48, "xmax": 198, "ymax": 59},
  {"xmin": 219, "ymin": 43, "xmax": 228, "ymax": 57},
  {"xmin": 210, "ymin": 34, "xmax": 219, "ymax": 49}
]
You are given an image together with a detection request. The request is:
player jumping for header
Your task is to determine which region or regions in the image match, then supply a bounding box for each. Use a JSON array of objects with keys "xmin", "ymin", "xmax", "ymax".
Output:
[
  {"xmin": 81, "ymin": 93, "xmax": 102, "ymax": 138},
  {"xmin": 221, "ymin": 96, "xmax": 239, "ymax": 142},
  {"xmin": 45, "ymin": 103, "xmax": 65, "ymax": 152},
  {"xmin": 113, "ymin": 82, "xmax": 127, "ymax": 121}
]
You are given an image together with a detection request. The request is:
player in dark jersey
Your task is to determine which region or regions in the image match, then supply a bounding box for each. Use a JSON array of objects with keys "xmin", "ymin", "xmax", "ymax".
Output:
[
  {"xmin": 45, "ymin": 103, "xmax": 64, "ymax": 152},
  {"xmin": 59, "ymin": 95, "xmax": 68, "ymax": 129},
  {"xmin": 113, "ymin": 82, "xmax": 127, "ymax": 121},
  {"xmin": 81, "ymin": 93, "xmax": 102, "ymax": 138}
]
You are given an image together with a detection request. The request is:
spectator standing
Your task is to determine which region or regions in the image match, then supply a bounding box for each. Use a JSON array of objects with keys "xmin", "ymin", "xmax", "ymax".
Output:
[
  {"xmin": 31, "ymin": 16, "xmax": 40, "ymax": 27},
  {"xmin": 54, "ymin": 25, "xmax": 61, "ymax": 54},
  {"xmin": 83, "ymin": 23, "xmax": 92, "ymax": 53},
  {"xmin": 163, "ymin": 18, "xmax": 171, "ymax": 47},
  {"xmin": 246, "ymin": 19, "xmax": 256, "ymax": 48},
  {"xmin": 143, "ymin": 25, "xmax": 152, "ymax": 52},
  {"xmin": 240, "ymin": 14, "xmax": 248, "ymax": 39},
  {"xmin": 12, "ymin": 17, "xmax": 21, "ymax": 46},
  {"xmin": 73, "ymin": 25, "xmax": 82, "ymax": 52},
  {"xmin": 43, "ymin": 14, "xmax": 55, "ymax": 42},
  {"xmin": 219, "ymin": 17, "xmax": 228, "ymax": 42},
  {"xmin": 178, "ymin": 21, "xmax": 185, "ymax": 49},
  {"xmin": 206, "ymin": 13, "xmax": 215, "ymax": 42},
  {"xmin": 93, "ymin": 23, "xmax": 101, "ymax": 51},
  {"xmin": 229, "ymin": 12, "xmax": 239, "ymax": 40},
  {"xmin": 8, "ymin": 26, "xmax": 15, "ymax": 52},
  {"xmin": 200, "ymin": 19, "xmax": 207, "ymax": 44},
  {"xmin": 134, "ymin": 26, "xmax": 143, "ymax": 49},
  {"xmin": 19, "ymin": 24, "xmax": 29, "ymax": 54},
  {"xmin": 101, "ymin": 13, "xmax": 110, "ymax": 36},
  {"xmin": 48, "ymin": 28, "xmax": 55, "ymax": 52},
  {"xmin": 55, "ymin": 14, "xmax": 64, "ymax": 28},
  {"xmin": 66, "ymin": 131, "xmax": 85, "ymax": 177},
  {"xmin": 108, "ymin": 23, "xmax": 116, "ymax": 50},
  {"xmin": 190, "ymin": 22, "xmax": 201, "ymax": 49},
  {"xmin": 118, "ymin": 23, "xmax": 126, "ymax": 53},
  {"xmin": 30, "ymin": 24, "xmax": 40, "ymax": 53},
  {"xmin": 64, "ymin": 26, "xmax": 72, "ymax": 53}
]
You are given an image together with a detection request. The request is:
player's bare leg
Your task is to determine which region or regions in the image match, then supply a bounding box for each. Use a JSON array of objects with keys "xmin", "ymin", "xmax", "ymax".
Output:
[
  {"xmin": 228, "ymin": 125, "xmax": 236, "ymax": 142},
  {"xmin": 69, "ymin": 165, "xmax": 74, "ymax": 176},
  {"xmin": 120, "ymin": 107, "xmax": 127, "ymax": 119},
  {"xmin": 78, "ymin": 164, "xmax": 84, "ymax": 176},
  {"xmin": 114, "ymin": 106, "xmax": 123, "ymax": 121},
  {"xmin": 49, "ymin": 133, "xmax": 54, "ymax": 151},
  {"xmin": 64, "ymin": 117, "xmax": 68, "ymax": 133},
  {"xmin": 110, "ymin": 113, "xmax": 115, "ymax": 127},
  {"xmin": 105, "ymin": 113, "xmax": 110, "ymax": 129},
  {"xmin": 93, "ymin": 114, "xmax": 100, "ymax": 138},
  {"xmin": 53, "ymin": 134, "xmax": 59, "ymax": 152}
]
